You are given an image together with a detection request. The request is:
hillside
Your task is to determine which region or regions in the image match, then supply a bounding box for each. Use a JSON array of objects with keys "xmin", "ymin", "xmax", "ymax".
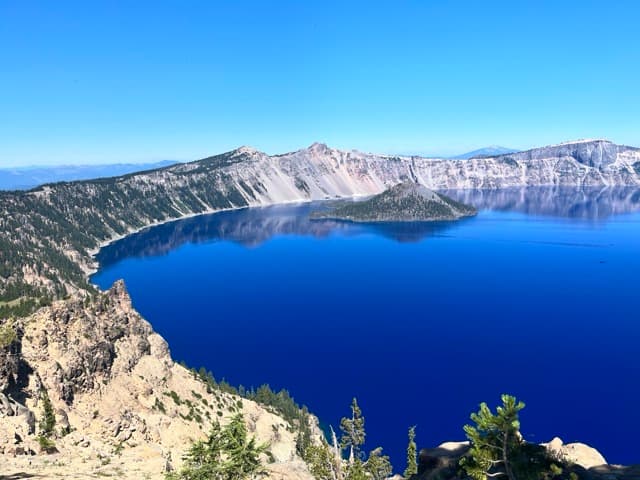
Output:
[
  {"xmin": 312, "ymin": 182, "xmax": 477, "ymax": 222},
  {"xmin": 0, "ymin": 281, "xmax": 319, "ymax": 479},
  {"xmin": 1, "ymin": 139, "xmax": 640, "ymax": 316}
]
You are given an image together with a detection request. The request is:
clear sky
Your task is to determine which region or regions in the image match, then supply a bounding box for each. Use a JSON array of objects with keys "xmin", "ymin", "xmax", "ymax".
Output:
[{"xmin": 1, "ymin": 1, "xmax": 639, "ymax": 166}]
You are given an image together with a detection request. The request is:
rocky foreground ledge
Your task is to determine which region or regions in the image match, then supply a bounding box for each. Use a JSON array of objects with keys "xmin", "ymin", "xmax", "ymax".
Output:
[
  {"xmin": 412, "ymin": 438, "xmax": 639, "ymax": 480},
  {"xmin": 0, "ymin": 281, "xmax": 319, "ymax": 479}
]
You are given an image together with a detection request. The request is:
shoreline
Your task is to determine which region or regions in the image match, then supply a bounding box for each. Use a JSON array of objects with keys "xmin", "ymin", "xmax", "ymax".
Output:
[
  {"xmin": 82, "ymin": 184, "xmax": 627, "ymax": 282},
  {"xmin": 309, "ymin": 215, "xmax": 474, "ymax": 224},
  {"xmin": 84, "ymin": 196, "xmax": 334, "ymax": 283}
]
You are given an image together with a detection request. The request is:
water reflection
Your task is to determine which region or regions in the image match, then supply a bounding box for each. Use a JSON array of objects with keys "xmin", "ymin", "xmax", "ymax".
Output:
[
  {"xmin": 95, "ymin": 201, "xmax": 462, "ymax": 267},
  {"xmin": 96, "ymin": 203, "xmax": 336, "ymax": 266},
  {"xmin": 443, "ymin": 186, "xmax": 640, "ymax": 219},
  {"xmin": 95, "ymin": 187, "xmax": 640, "ymax": 268}
]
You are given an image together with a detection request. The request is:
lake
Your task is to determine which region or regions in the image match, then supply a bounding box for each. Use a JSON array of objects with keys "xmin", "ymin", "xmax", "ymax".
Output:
[{"xmin": 91, "ymin": 187, "xmax": 640, "ymax": 469}]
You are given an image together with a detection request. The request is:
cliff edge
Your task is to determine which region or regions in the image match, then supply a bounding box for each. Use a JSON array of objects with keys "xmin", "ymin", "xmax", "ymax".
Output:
[{"xmin": 0, "ymin": 281, "xmax": 318, "ymax": 479}]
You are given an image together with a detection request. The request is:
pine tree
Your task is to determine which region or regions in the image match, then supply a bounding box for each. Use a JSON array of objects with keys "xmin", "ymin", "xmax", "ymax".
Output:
[
  {"xmin": 404, "ymin": 426, "xmax": 417, "ymax": 478},
  {"xmin": 304, "ymin": 441, "xmax": 341, "ymax": 480},
  {"xmin": 340, "ymin": 398, "xmax": 365, "ymax": 462},
  {"xmin": 223, "ymin": 414, "xmax": 266, "ymax": 480},
  {"xmin": 460, "ymin": 394, "xmax": 524, "ymax": 480},
  {"xmin": 345, "ymin": 458, "xmax": 367, "ymax": 480},
  {"xmin": 365, "ymin": 447, "xmax": 393, "ymax": 480},
  {"xmin": 39, "ymin": 389, "xmax": 56, "ymax": 437},
  {"xmin": 295, "ymin": 410, "xmax": 313, "ymax": 457},
  {"xmin": 305, "ymin": 399, "xmax": 392, "ymax": 480},
  {"xmin": 460, "ymin": 394, "xmax": 572, "ymax": 480},
  {"xmin": 168, "ymin": 414, "xmax": 266, "ymax": 480},
  {"xmin": 172, "ymin": 421, "xmax": 224, "ymax": 480}
]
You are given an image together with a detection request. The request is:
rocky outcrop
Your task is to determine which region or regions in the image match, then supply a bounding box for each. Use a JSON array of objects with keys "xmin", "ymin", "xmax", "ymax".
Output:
[
  {"xmin": 544, "ymin": 437, "xmax": 607, "ymax": 469},
  {"xmin": 415, "ymin": 441, "xmax": 470, "ymax": 479},
  {"xmin": 0, "ymin": 282, "xmax": 317, "ymax": 479},
  {"xmin": 412, "ymin": 438, "xmax": 634, "ymax": 480}
]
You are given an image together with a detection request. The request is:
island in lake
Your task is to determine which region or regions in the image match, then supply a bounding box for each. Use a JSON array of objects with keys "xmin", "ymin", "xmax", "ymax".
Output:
[{"xmin": 311, "ymin": 181, "xmax": 477, "ymax": 223}]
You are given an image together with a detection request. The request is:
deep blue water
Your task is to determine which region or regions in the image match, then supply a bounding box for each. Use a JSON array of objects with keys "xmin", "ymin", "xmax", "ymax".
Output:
[{"xmin": 92, "ymin": 187, "xmax": 640, "ymax": 469}]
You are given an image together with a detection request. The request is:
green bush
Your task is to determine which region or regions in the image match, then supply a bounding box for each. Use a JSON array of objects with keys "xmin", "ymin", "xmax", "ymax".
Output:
[
  {"xmin": 154, "ymin": 398, "xmax": 167, "ymax": 414},
  {"xmin": 37, "ymin": 435, "xmax": 57, "ymax": 454},
  {"xmin": 0, "ymin": 321, "xmax": 17, "ymax": 348},
  {"xmin": 166, "ymin": 390, "xmax": 181, "ymax": 405}
]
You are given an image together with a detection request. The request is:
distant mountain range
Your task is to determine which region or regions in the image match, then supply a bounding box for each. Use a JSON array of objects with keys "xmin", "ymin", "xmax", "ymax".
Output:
[
  {"xmin": 0, "ymin": 160, "xmax": 179, "ymax": 190},
  {"xmin": 451, "ymin": 145, "xmax": 519, "ymax": 159}
]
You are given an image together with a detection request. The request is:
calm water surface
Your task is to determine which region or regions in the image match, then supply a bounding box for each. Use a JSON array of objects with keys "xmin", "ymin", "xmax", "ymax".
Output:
[{"xmin": 92, "ymin": 188, "xmax": 640, "ymax": 467}]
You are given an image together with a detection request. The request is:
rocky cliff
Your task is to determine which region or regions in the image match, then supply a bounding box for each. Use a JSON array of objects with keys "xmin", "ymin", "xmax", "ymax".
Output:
[{"xmin": 0, "ymin": 282, "xmax": 318, "ymax": 479}]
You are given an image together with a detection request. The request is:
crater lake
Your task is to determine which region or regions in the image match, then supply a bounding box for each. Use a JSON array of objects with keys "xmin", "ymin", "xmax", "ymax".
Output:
[{"xmin": 91, "ymin": 187, "xmax": 640, "ymax": 469}]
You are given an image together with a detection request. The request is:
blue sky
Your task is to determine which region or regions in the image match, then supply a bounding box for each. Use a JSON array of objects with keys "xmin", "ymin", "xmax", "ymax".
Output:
[{"xmin": 1, "ymin": 1, "xmax": 639, "ymax": 166}]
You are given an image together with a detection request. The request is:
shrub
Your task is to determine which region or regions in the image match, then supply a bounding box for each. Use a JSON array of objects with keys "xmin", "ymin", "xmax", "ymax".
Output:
[
  {"xmin": 165, "ymin": 390, "xmax": 181, "ymax": 405},
  {"xmin": 154, "ymin": 398, "xmax": 167, "ymax": 414},
  {"xmin": 0, "ymin": 321, "xmax": 17, "ymax": 348},
  {"xmin": 37, "ymin": 435, "xmax": 57, "ymax": 454}
]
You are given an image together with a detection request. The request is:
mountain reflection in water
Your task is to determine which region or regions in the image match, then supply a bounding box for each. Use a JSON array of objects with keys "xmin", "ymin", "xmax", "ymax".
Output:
[
  {"xmin": 96, "ymin": 187, "xmax": 640, "ymax": 269},
  {"xmin": 443, "ymin": 186, "xmax": 640, "ymax": 218}
]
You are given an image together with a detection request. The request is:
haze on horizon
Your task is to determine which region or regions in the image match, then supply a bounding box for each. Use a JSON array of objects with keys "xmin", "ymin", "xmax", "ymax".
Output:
[{"xmin": 1, "ymin": 1, "xmax": 639, "ymax": 167}]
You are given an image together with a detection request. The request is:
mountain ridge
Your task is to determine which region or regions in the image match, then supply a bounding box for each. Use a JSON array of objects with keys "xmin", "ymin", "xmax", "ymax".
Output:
[
  {"xmin": 451, "ymin": 145, "xmax": 518, "ymax": 159},
  {"xmin": 1, "ymin": 138, "xmax": 640, "ymax": 316}
]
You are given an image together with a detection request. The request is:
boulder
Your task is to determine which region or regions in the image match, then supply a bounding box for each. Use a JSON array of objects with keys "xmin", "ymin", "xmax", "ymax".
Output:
[{"xmin": 543, "ymin": 436, "xmax": 607, "ymax": 469}]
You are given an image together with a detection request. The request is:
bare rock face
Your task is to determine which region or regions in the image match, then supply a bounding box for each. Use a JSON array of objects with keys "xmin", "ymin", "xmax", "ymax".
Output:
[
  {"xmin": 543, "ymin": 436, "xmax": 607, "ymax": 469},
  {"xmin": 506, "ymin": 140, "xmax": 621, "ymax": 170},
  {"xmin": 20, "ymin": 280, "xmax": 154, "ymax": 405},
  {"xmin": 0, "ymin": 282, "xmax": 316, "ymax": 479}
]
